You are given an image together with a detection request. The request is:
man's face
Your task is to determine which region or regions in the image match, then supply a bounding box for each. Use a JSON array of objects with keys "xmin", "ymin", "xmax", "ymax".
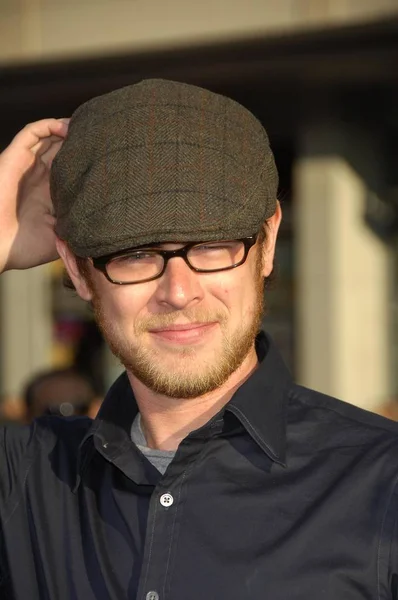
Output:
[{"xmin": 59, "ymin": 208, "xmax": 281, "ymax": 399}]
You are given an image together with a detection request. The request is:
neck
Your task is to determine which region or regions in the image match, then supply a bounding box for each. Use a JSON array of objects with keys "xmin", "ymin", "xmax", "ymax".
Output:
[{"xmin": 127, "ymin": 346, "xmax": 258, "ymax": 451}]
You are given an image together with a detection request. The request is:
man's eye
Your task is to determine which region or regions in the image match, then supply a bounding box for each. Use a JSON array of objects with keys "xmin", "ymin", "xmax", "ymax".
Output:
[
  {"xmin": 132, "ymin": 253, "xmax": 153, "ymax": 260},
  {"xmin": 194, "ymin": 243, "xmax": 236, "ymax": 252},
  {"xmin": 114, "ymin": 252, "xmax": 154, "ymax": 264}
]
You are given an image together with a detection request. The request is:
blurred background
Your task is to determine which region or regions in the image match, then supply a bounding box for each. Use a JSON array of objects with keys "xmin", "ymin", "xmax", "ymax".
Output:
[{"xmin": 0, "ymin": 0, "xmax": 398, "ymax": 422}]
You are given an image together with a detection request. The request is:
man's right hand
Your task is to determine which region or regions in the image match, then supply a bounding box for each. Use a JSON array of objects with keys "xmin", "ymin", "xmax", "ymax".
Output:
[{"xmin": 0, "ymin": 118, "xmax": 70, "ymax": 274}]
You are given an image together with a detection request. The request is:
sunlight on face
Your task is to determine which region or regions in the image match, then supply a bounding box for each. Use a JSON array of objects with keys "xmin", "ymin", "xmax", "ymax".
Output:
[{"xmin": 89, "ymin": 241, "xmax": 266, "ymax": 399}]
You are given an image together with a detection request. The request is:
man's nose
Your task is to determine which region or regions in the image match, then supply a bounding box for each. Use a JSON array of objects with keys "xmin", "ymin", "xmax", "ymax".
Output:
[{"xmin": 155, "ymin": 256, "xmax": 204, "ymax": 310}]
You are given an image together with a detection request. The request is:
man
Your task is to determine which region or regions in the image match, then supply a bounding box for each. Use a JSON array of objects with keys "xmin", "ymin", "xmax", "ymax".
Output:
[
  {"xmin": 23, "ymin": 368, "xmax": 97, "ymax": 421},
  {"xmin": 0, "ymin": 79, "xmax": 397, "ymax": 600}
]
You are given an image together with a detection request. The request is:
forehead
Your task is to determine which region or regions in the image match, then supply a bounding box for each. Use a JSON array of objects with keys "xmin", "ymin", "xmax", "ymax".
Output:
[
  {"xmin": 94, "ymin": 236, "xmax": 257, "ymax": 263},
  {"xmin": 146, "ymin": 240, "xmax": 210, "ymax": 249},
  {"xmin": 118, "ymin": 239, "xmax": 229, "ymax": 253}
]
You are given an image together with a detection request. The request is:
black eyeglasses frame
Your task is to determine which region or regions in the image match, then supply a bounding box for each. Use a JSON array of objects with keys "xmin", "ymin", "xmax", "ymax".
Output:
[{"xmin": 91, "ymin": 235, "xmax": 258, "ymax": 285}]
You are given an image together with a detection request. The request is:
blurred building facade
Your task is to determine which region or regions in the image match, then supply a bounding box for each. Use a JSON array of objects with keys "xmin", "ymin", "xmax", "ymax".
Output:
[{"xmin": 0, "ymin": 0, "xmax": 398, "ymax": 413}]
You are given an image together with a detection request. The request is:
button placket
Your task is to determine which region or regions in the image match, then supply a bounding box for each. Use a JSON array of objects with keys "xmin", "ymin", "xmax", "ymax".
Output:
[{"xmin": 137, "ymin": 439, "xmax": 204, "ymax": 600}]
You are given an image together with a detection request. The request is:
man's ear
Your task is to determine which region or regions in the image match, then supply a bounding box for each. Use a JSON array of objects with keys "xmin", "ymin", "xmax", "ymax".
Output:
[
  {"xmin": 55, "ymin": 237, "xmax": 93, "ymax": 301},
  {"xmin": 261, "ymin": 201, "xmax": 282, "ymax": 278}
]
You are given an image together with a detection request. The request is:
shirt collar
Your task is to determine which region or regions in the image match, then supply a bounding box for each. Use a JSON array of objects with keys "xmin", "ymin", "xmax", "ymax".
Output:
[
  {"xmin": 74, "ymin": 373, "xmax": 138, "ymax": 491},
  {"xmin": 227, "ymin": 331, "xmax": 290, "ymax": 467},
  {"xmin": 75, "ymin": 331, "xmax": 290, "ymax": 489}
]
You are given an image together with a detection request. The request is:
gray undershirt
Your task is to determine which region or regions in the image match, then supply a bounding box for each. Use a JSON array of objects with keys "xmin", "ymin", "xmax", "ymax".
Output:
[{"xmin": 131, "ymin": 413, "xmax": 176, "ymax": 475}]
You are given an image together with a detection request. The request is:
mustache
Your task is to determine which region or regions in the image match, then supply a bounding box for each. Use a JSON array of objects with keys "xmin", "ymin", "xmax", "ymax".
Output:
[{"xmin": 135, "ymin": 308, "xmax": 227, "ymax": 333}]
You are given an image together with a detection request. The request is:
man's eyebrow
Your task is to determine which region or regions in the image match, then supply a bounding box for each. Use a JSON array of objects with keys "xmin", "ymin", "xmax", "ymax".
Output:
[{"xmin": 137, "ymin": 241, "xmax": 193, "ymax": 249}]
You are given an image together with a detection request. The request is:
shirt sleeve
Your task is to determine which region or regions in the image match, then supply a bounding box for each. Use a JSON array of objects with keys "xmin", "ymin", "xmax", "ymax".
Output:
[
  {"xmin": 383, "ymin": 475, "xmax": 398, "ymax": 600},
  {"xmin": 0, "ymin": 422, "xmax": 33, "ymax": 506}
]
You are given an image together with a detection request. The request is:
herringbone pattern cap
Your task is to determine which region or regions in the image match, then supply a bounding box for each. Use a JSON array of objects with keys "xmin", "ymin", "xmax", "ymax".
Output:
[{"xmin": 51, "ymin": 79, "xmax": 278, "ymax": 257}]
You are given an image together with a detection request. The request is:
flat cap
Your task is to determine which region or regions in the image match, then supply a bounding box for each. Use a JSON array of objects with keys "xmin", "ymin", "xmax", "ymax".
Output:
[{"xmin": 51, "ymin": 78, "xmax": 278, "ymax": 257}]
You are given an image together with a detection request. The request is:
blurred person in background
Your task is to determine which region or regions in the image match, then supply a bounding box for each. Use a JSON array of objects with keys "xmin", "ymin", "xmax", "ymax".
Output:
[
  {"xmin": 0, "ymin": 79, "xmax": 398, "ymax": 600},
  {"xmin": 23, "ymin": 368, "xmax": 98, "ymax": 421},
  {"xmin": 0, "ymin": 368, "xmax": 102, "ymax": 423}
]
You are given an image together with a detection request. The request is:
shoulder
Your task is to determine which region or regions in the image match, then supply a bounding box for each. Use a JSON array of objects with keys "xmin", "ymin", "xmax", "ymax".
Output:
[
  {"xmin": 0, "ymin": 417, "xmax": 92, "ymax": 500},
  {"xmin": 1, "ymin": 415, "xmax": 92, "ymax": 451},
  {"xmin": 34, "ymin": 414, "xmax": 93, "ymax": 442},
  {"xmin": 288, "ymin": 383, "xmax": 398, "ymax": 442},
  {"xmin": 0, "ymin": 422, "xmax": 33, "ymax": 472}
]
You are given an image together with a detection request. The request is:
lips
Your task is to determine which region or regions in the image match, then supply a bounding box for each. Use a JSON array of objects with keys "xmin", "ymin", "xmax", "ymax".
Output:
[
  {"xmin": 149, "ymin": 322, "xmax": 217, "ymax": 343},
  {"xmin": 149, "ymin": 323, "xmax": 213, "ymax": 333}
]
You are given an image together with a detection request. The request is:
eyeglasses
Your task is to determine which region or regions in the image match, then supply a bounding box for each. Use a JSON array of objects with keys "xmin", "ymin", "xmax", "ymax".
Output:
[{"xmin": 92, "ymin": 235, "xmax": 258, "ymax": 285}]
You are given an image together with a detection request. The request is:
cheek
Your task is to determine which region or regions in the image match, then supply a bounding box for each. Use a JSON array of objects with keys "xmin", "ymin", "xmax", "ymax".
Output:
[
  {"xmin": 94, "ymin": 283, "xmax": 151, "ymax": 323},
  {"xmin": 209, "ymin": 270, "xmax": 255, "ymax": 314},
  {"xmin": 207, "ymin": 275, "xmax": 233, "ymax": 309}
]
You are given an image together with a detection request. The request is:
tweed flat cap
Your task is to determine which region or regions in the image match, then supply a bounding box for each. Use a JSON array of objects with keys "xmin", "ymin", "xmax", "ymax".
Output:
[{"xmin": 51, "ymin": 79, "xmax": 278, "ymax": 257}]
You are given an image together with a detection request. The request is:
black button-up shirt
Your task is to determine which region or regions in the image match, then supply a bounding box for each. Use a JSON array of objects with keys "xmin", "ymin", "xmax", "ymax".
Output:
[{"xmin": 1, "ymin": 332, "xmax": 398, "ymax": 599}]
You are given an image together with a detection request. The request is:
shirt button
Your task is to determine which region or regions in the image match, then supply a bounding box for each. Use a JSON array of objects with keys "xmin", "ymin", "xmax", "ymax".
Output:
[
  {"xmin": 146, "ymin": 592, "xmax": 159, "ymax": 600},
  {"xmin": 160, "ymin": 492, "xmax": 174, "ymax": 507}
]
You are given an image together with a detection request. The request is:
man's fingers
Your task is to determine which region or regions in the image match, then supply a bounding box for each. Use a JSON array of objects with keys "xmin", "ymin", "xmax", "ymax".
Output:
[
  {"xmin": 31, "ymin": 135, "xmax": 65, "ymax": 158},
  {"xmin": 40, "ymin": 139, "xmax": 64, "ymax": 167},
  {"xmin": 11, "ymin": 118, "xmax": 70, "ymax": 153}
]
